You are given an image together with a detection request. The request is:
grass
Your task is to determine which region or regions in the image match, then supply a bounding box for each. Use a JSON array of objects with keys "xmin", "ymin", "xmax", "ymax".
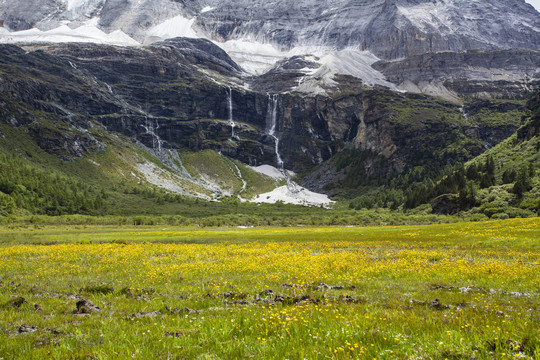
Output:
[
  {"xmin": 469, "ymin": 109, "xmax": 523, "ymax": 127},
  {"xmin": 0, "ymin": 218, "xmax": 538, "ymax": 359},
  {"xmin": 384, "ymin": 93, "xmax": 463, "ymax": 127}
]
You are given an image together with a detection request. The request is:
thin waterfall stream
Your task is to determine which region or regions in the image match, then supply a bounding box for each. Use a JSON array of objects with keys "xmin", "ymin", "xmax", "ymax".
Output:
[
  {"xmin": 459, "ymin": 105, "xmax": 469, "ymax": 122},
  {"xmin": 268, "ymin": 94, "xmax": 298, "ymax": 193},
  {"xmin": 141, "ymin": 116, "xmax": 164, "ymax": 153},
  {"xmin": 232, "ymin": 162, "xmax": 247, "ymax": 200},
  {"xmin": 227, "ymin": 86, "xmax": 236, "ymax": 139}
]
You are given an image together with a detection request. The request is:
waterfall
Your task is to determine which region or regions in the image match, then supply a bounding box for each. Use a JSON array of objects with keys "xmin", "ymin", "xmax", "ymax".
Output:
[
  {"xmin": 267, "ymin": 94, "xmax": 298, "ymax": 193},
  {"xmin": 104, "ymin": 82, "xmax": 113, "ymax": 94},
  {"xmin": 459, "ymin": 106, "xmax": 469, "ymax": 121},
  {"xmin": 228, "ymin": 86, "xmax": 236, "ymax": 139},
  {"xmin": 269, "ymin": 94, "xmax": 284, "ymax": 170},
  {"xmin": 232, "ymin": 162, "xmax": 247, "ymax": 200},
  {"xmin": 141, "ymin": 116, "xmax": 164, "ymax": 152}
]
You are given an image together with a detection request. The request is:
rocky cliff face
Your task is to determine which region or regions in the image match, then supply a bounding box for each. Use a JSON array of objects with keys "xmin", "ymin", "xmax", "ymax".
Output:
[
  {"xmin": 0, "ymin": 0, "xmax": 537, "ymax": 203},
  {"xmin": 200, "ymin": 0, "xmax": 540, "ymax": 59},
  {"xmin": 0, "ymin": 0, "xmax": 540, "ymax": 59},
  {"xmin": 373, "ymin": 50, "xmax": 540, "ymax": 99},
  {"xmin": 0, "ymin": 41, "xmax": 524, "ymax": 193},
  {"xmin": 1, "ymin": 0, "xmax": 538, "ymax": 60}
]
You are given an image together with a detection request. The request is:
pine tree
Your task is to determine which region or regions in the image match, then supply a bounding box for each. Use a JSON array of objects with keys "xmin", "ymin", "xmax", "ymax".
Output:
[
  {"xmin": 466, "ymin": 164, "xmax": 479, "ymax": 180},
  {"xmin": 485, "ymin": 156, "xmax": 495, "ymax": 176},
  {"xmin": 458, "ymin": 182, "xmax": 477, "ymax": 208},
  {"xmin": 502, "ymin": 169, "xmax": 517, "ymax": 184},
  {"xmin": 513, "ymin": 167, "xmax": 531, "ymax": 197},
  {"xmin": 528, "ymin": 162, "xmax": 536, "ymax": 178}
]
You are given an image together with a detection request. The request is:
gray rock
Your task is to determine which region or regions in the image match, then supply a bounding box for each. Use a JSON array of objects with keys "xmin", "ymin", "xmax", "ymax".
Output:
[
  {"xmin": 17, "ymin": 325, "xmax": 37, "ymax": 334},
  {"xmin": 128, "ymin": 310, "xmax": 161, "ymax": 319},
  {"xmin": 75, "ymin": 299, "xmax": 100, "ymax": 314},
  {"xmin": 153, "ymin": 37, "xmax": 241, "ymax": 73},
  {"xmin": 373, "ymin": 49, "xmax": 540, "ymax": 98},
  {"xmin": 0, "ymin": 0, "xmax": 538, "ymax": 59}
]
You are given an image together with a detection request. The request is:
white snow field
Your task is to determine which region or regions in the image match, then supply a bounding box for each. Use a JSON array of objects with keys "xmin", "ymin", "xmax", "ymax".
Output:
[
  {"xmin": 146, "ymin": 15, "xmax": 197, "ymax": 40},
  {"xmin": 249, "ymin": 165, "xmax": 296, "ymax": 180},
  {"xmin": 0, "ymin": 19, "xmax": 139, "ymax": 46},
  {"xmin": 253, "ymin": 186, "xmax": 334, "ymax": 207}
]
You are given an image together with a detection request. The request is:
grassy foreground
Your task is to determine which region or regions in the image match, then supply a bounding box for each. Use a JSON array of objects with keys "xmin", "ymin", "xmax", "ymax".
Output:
[{"xmin": 0, "ymin": 218, "xmax": 538, "ymax": 359}]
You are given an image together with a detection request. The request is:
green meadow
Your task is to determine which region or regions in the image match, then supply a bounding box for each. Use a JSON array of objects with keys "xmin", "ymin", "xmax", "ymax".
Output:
[{"xmin": 0, "ymin": 218, "xmax": 538, "ymax": 359}]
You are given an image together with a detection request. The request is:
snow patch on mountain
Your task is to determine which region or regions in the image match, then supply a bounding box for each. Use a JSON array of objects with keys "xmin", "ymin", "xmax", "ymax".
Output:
[
  {"xmin": 253, "ymin": 186, "xmax": 334, "ymax": 207},
  {"xmin": 1, "ymin": 0, "xmax": 538, "ymax": 56},
  {"xmin": 146, "ymin": 15, "xmax": 197, "ymax": 41},
  {"xmin": 200, "ymin": 6, "xmax": 215, "ymax": 13},
  {"xmin": 0, "ymin": 19, "xmax": 138, "ymax": 46},
  {"xmin": 213, "ymin": 39, "xmax": 397, "ymax": 90},
  {"xmin": 0, "ymin": 13, "xmax": 396, "ymax": 89},
  {"xmin": 217, "ymin": 39, "xmax": 285, "ymax": 74},
  {"xmin": 249, "ymin": 164, "xmax": 333, "ymax": 207},
  {"xmin": 295, "ymin": 49, "xmax": 397, "ymax": 92}
]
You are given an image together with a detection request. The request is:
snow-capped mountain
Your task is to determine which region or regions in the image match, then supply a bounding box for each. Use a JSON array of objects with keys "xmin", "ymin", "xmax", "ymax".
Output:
[
  {"xmin": 0, "ymin": 0, "xmax": 538, "ymax": 94},
  {"xmin": 1, "ymin": 0, "xmax": 538, "ymax": 55}
]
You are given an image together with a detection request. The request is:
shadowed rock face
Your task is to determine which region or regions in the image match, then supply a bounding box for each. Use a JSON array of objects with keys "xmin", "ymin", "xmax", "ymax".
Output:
[
  {"xmin": 0, "ymin": 0, "xmax": 538, "ymax": 59},
  {"xmin": 154, "ymin": 38, "xmax": 242, "ymax": 73},
  {"xmin": 0, "ymin": 41, "xmax": 522, "ymax": 183},
  {"xmin": 0, "ymin": 0, "xmax": 58, "ymax": 31}
]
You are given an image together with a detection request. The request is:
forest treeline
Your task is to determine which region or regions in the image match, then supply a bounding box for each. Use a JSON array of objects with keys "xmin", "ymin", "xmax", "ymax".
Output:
[{"xmin": 0, "ymin": 155, "xmax": 105, "ymax": 216}]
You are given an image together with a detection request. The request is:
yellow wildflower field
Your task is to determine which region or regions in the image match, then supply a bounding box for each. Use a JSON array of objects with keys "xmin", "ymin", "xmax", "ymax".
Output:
[{"xmin": 0, "ymin": 218, "xmax": 538, "ymax": 359}]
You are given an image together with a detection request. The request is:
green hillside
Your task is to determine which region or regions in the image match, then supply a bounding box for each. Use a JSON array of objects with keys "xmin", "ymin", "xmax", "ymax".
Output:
[{"xmin": 402, "ymin": 93, "xmax": 540, "ymax": 219}]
